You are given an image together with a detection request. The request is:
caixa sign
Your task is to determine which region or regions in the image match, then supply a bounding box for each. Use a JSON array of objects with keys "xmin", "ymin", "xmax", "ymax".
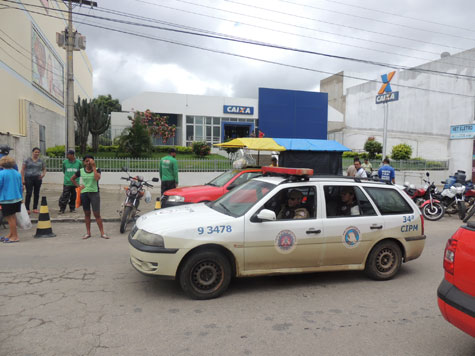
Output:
[
  {"xmin": 376, "ymin": 91, "xmax": 399, "ymax": 104},
  {"xmin": 223, "ymin": 105, "xmax": 254, "ymax": 115}
]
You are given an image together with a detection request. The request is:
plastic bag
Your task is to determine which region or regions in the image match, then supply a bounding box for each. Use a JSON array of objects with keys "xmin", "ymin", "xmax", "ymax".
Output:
[
  {"xmin": 144, "ymin": 190, "xmax": 152, "ymax": 203},
  {"xmin": 16, "ymin": 203, "xmax": 32, "ymax": 230},
  {"xmin": 75, "ymin": 187, "xmax": 82, "ymax": 208},
  {"xmin": 232, "ymin": 148, "xmax": 256, "ymax": 168}
]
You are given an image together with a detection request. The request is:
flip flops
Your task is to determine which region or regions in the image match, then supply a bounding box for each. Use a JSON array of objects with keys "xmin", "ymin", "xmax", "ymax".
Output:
[
  {"xmin": 100, "ymin": 234, "xmax": 110, "ymax": 239},
  {"xmin": 0, "ymin": 236, "xmax": 6, "ymax": 242},
  {"xmin": 4, "ymin": 238, "xmax": 19, "ymax": 243},
  {"xmin": 82, "ymin": 234, "xmax": 91, "ymax": 240}
]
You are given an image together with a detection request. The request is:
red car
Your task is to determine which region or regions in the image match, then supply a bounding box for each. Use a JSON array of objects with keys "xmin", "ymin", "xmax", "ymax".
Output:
[
  {"xmin": 437, "ymin": 223, "xmax": 475, "ymax": 337},
  {"xmin": 160, "ymin": 168, "xmax": 262, "ymax": 208}
]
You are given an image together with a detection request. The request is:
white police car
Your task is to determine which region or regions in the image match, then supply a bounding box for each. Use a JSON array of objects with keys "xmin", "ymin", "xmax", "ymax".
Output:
[{"xmin": 129, "ymin": 167, "xmax": 426, "ymax": 299}]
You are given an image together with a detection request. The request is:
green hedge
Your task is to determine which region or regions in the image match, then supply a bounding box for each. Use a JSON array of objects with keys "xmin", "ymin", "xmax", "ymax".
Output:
[
  {"xmin": 46, "ymin": 144, "xmax": 192, "ymax": 157},
  {"xmin": 342, "ymin": 151, "xmax": 382, "ymax": 160}
]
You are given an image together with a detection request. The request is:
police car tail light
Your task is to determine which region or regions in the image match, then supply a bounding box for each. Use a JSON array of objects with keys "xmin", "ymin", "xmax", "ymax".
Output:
[
  {"xmin": 262, "ymin": 166, "xmax": 314, "ymax": 176},
  {"xmin": 443, "ymin": 237, "xmax": 457, "ymax": 275}
]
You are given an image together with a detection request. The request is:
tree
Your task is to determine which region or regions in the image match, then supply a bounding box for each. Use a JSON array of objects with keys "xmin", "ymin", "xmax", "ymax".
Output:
[
  {"xmin": 93, "ymin": 94, "xmax": 121, "ymax": 115},
  {"xmin": 391, "ymin": 143, "xmax": 412, "ymax": 160},
  {"xmin": 74, "ymin": 96, "xmax": 90, "ymax": 155},
  {"xmin": 140, "ymin": 109, "xmax": 176, "ymax": 143},
  {"xmin": 88, "ymin": 101, "xmax": 110, "ymax": 153},
  {"xmin": 117, "ymin": 112, "xmax": 153, "ymax": 157},
  {"xmin": 364, "ymin": 137, "xmax": 382, "ymax": 159},
  {"xmin": 192, "ymin": 141, "xmax": 211, "ymax": 157}
]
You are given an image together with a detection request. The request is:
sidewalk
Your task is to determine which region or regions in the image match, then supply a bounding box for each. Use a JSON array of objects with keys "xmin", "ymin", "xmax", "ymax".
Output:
[{"xmin": 28, "ymin": 183, "xmax": 160, "ymax": 223}]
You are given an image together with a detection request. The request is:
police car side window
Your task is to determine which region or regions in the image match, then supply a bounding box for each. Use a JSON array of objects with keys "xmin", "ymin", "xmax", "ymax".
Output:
[
  {"xmin": 364, "ymin": 187, "xmax": 413, "ymax": 215},
  {"xmin": 324, "ymin": 186, "xmax": 363, "ymax": 218},
  {"xmin": 265, "ymin": 187, "xmax": 316, "ymax": 220},
  {"xmin": 354, "ymin": 187, "xmax": 377, "ymax": 216}
]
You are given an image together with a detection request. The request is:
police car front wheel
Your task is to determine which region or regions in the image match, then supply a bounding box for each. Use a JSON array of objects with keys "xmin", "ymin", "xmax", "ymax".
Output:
[
  {"xmin": 365, "ymin": 241, "xmax": 402, "ymax": 281},
  {"xmin": 178, "ymin": 250, "xmax": 232, "ymax": 300}
]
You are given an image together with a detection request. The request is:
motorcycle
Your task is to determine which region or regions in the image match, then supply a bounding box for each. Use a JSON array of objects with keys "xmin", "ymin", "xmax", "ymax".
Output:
[
  {"xmin": 119, "ymin": 167, "xmax": 159, "ymax": 233},
  {"xmin": 437, "ymin": 183, "xmax": 466, "ymax": 219},
  {"xmin": 420, "ymin": 173, "xmax": 445, "ymax": 221},
  {"xmin": 402, "ymin": 182, "xmax": 427, "ymax": 208}
]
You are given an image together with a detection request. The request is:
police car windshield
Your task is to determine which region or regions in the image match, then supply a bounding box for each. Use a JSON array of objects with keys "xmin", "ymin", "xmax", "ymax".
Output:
[
  {"xmin": 209, "ymin": 180, "xmax": 275, "ymax": 217},
  {"xmin": 206, "ymin": 170, "xmax": 240, "ymax": 187}
]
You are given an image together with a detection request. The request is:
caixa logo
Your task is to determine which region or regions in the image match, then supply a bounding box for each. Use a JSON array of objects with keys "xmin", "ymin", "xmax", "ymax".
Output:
[{"xmin": 223, "ymin": 105, "xmax": 254, "ymax": 115}]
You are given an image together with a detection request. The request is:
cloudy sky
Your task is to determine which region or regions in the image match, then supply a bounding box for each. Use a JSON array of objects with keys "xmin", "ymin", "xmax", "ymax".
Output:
[{"xmin": 72, "ymin": 0, "xmax": 475, "ymax": 101}]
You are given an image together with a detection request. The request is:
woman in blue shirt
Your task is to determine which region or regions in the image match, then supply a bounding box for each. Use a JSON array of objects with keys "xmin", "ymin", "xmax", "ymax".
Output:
[{"xmin": 0, "ymin": 156, "xmax": 23, "ymax": 243}]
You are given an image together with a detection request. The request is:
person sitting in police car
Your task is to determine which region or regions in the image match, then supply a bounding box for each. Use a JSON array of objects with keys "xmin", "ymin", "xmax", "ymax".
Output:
[
  {"xmin": 338, "ymin": 187, "xmax": 360, "ymax": 216},
  {"xmin": 277, "ymin": 189, "xmax": 309, "ymax": 220}
]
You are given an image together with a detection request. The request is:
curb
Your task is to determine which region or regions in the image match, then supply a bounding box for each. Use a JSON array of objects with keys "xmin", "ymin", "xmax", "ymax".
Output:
[{"xmin": 30, "ymin": 218, "xmax": 122, "ymax": 223}]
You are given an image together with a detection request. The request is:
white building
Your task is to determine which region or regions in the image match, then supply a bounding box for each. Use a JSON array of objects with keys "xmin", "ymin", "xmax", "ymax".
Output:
[
  {"xmin": 111, "ymin": 91, "xmax": 344, "ymax": 148},
  {"xmin": 321, "ymin": 49, "xmax": 475, "ymax": 178}
]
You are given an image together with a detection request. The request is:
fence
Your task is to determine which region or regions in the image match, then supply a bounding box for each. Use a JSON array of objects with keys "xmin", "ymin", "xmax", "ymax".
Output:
[
  {"xmin": 44, "ymin": 157, "xmax": 234, "ymax": 172},
  {"xmin": 342, "ymin": 158, "xmax": 449, "ymax": 171}
]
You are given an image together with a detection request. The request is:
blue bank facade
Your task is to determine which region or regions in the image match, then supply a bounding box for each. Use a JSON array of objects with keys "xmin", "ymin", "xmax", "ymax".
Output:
[{"xmin": 258, "ymin": 88, "xmax": 328, "ymax": 139}]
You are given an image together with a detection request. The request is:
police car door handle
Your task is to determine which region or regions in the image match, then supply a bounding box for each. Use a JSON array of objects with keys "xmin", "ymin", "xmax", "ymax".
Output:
[
  {"xmin": 306, "ymin": 229, "xmax": 321, "ymax": 234},
  {"xmin": 370, "ymin": 224, "xmax": 383, "ymax": 229}
]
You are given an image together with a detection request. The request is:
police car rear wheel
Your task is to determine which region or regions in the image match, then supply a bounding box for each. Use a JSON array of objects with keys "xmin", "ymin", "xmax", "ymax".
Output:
[
  {"xmin": 365, "ymin": 241, "xmax": 402, "ymax": 280},
  {"xmin": 179, "ymin": 250, "xmax": 231, "ymax": 300}
]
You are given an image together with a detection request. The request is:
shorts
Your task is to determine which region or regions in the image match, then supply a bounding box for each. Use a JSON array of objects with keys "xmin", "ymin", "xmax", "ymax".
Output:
[
  {"xmin": 80, "ymin": 192, "xmax": 100, "ymax": 212},
  {"xmin": 1, "ymin": 201, "xmax": 22, "ymax": 217}
]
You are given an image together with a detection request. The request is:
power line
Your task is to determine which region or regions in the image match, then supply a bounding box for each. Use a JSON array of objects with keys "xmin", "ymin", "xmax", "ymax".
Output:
[
  {"xmin": 317, "ymin": 0, "xmax": 475, "ymax": 34},
  {"xmin": 125, "ymin": 0, "xmax": 475, "ymax": 72},
  {"xmin": 273, "ymin": 0, "xmax": 475, "ymax": 42},
  {"xmin": 222, "ymin": 0, "xmax": 469, "ymax": 51},
  {"xmin": 10, "ymin": 0, "xmax": 475, "ymax": 82},
  {"xmin": 167, "ymin": 0, "xmax": 475, "ymax": 65},
  {"xmin": 6, "ymin": 1, "xmax": 475, "ymax": 99}
]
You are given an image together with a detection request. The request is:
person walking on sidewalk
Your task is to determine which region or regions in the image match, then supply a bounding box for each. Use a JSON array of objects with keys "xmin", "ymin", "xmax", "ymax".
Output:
[
  {"xmin": 58, "ymin": 150, "xmax": 82, "ymax": 214},
  {"xmin": 0, "ymin": 156, "xmax": 23, "ymax": 243},
  {"xmin": 71, "ymin": 155, "xmax": 109, "ymax": 240},
  {"xmin": 21, "ymin": 147, "xmax": 46, "ymax": 214},
  {"xmin": 159, "ymin": 148, "xmax": 179, "ymax": 195}
]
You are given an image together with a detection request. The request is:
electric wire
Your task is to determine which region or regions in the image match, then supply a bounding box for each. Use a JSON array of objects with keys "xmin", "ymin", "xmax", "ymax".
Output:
[
  {"xmin": 270, "ymin": 0, "xmax": 475, "ymax": 41},
  {"xmin": 126, "ymin": 0, "xmax": 475, "ymax": 72},
  {"xmin": 2, "ymin": 1, "xmax": 475, "ymax": 98},
  {"xmin": 6, "ymin": 0, "xmax": 475, "ymax": 82}
]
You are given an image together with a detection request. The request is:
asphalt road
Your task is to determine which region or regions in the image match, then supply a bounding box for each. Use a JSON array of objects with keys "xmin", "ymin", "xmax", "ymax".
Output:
[{"xmin": 0, "ymin": 216, "xmax": 474, "ymax": 356}]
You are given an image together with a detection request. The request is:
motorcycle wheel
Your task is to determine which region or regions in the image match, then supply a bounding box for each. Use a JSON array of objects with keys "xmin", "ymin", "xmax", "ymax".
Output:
[
  {"xmin": 463, "ymin": 203, "xmax": 475, "ymax": 223},
  {"xmin": 422, "ymin": 202, "xmax": 445, "ymax": 221},
  {"xmin": 120, "ymin": 206, "xmax": 133, "ymax": 234},
  {"xmin": 458, "ymin": 201, "xmax": 466, "ymax": 220}
]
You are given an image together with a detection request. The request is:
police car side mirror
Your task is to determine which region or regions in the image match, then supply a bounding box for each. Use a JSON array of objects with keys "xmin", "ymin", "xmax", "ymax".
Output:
[
  {"xmin": 255, "ymin": 209, "xmax": 276, "ymax": 222},
  {"xmin": 152, "ymin": 178, "xmax": 159, "ymax": 182}
]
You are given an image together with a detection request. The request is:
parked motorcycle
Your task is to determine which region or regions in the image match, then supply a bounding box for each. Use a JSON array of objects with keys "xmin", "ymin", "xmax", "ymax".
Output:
[
  {"xmin": 119, "ymin": 167, "xmax": 159, "ymax": 233},
  {"xmin": 437, "ymin": 183, "xmax": 466, "ymax": 219},
  {"xmin": 402, "ymin": 182, "xmax": 427, "ymax": 208},
  {"xmin": 420, "ymin": 173, "xmax": 445, "ymax": 221}
]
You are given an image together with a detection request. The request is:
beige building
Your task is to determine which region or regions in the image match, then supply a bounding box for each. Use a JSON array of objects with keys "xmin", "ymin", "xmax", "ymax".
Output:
[{"xmin": 0, "ymin": 0, "xmax": 93, "ymax": 161}]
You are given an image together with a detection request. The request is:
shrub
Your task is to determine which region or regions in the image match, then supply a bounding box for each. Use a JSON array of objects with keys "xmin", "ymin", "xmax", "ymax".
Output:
[
  {"xmin": 391, "ymin": 143, "xmax": 412, "ymax": 160},
  {"xmin": 192, "ymin": 141, "xmax": 211, "ymax": 157},
  {"xmin": 364, "ymin": 137, "xmax": 383, "ymax": 159},
  {"xmin": 46, "ymin": 145, "xmax": 66, "ymax": 157},
  {"xmin": 117, "ymin": 114, "xmax": 153, "ymax": 157}
]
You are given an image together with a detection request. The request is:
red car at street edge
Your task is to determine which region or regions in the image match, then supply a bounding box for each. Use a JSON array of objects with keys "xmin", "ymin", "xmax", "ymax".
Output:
[
  {"xmin": 437, "ymin": 222, "xmax": 475, "ymax": 337},
  {"xmin": 160, "ymin": 168, "xmax": 262, "ymax": 208}
]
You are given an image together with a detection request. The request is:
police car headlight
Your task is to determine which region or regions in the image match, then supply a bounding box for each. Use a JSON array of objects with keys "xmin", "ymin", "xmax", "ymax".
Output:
[
  {"xmin": 135, "ymin": 230, "xmax": 164, "ymax": 247},
  {"xmin": 167, "ymin": 195, "xmax": 185, "ymax": 203}
]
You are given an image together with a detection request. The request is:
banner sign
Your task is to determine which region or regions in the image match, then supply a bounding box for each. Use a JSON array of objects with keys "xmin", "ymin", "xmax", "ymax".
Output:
[
  {"xmin": 32, "ymin": 27, "xmax": 64, "ymax": 104},
  {"xmin": 223, "ymin": 105, "xmax": 254, "ymax": 115},
  {"xmin": 376, "ymin": 71, "xmax": 399, "ymax": 104},
  {"xmin": 450, "ymin": 124, "xmax": 475, "ymax": 139}
]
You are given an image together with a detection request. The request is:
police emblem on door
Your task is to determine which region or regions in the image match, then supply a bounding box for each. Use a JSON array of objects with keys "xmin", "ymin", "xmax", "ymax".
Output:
[{"xmin": 275, "ymin": 230, "xmax": 297, "ymax": 254}]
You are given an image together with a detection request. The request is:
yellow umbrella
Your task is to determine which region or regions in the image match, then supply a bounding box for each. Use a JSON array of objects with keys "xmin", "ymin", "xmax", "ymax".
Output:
[{"xmin": 214, "ymin": 138, "xmax": 286, "ymax": 151}]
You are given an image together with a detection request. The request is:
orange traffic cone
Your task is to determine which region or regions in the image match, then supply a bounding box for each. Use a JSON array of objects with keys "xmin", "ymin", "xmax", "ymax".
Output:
[{"xmin": 34, "ymin": 197, "xmax": 56, "ymax": 238}]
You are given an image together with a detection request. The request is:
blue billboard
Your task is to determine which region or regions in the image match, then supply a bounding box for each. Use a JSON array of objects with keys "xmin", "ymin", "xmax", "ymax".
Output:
[{"xmin": 258, "ymin": 88, "xmax": 328, "ymax": 139}]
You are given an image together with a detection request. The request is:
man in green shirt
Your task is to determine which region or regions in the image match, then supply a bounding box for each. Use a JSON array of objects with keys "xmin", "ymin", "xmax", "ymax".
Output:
[
  {"xmin": 160, "ymin": 148, "xmax": 179, "ymax": 194},
  {"xmin": 59, "ymin": 150, "xmax": 82, "ymax": 213}
]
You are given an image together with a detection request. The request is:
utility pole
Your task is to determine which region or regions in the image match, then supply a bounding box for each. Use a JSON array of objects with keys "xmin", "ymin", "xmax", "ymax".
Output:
[{"xmin": 59, "ymin": 0, "xmax": 97, "ymax": 154}]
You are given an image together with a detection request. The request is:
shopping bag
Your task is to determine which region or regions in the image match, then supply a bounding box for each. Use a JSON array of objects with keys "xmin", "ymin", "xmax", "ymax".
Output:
[
  {"xmin": 16, "ymin": 203, "xmax": 32, "ymax": 230},
  {"xmin": 75, "ymin": 187, "xmax": 82, "ymax": 208}
]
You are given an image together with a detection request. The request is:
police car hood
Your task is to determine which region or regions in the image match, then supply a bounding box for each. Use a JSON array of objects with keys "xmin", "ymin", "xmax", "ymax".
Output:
[{"xmin": 135, "ymin": 203, "xmax": 229, "ymax": 234}]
